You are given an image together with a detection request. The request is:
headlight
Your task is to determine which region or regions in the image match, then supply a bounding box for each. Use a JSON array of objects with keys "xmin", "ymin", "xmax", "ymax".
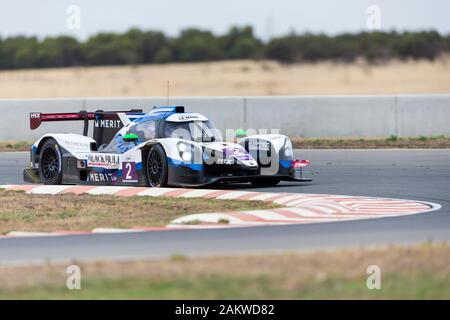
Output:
[
  {"xmin": 178, "ymin": 143, "xmax": 187, "ymax": 152},
  {"xmin": 182, "ymin": 151, "xmax": 192, "ymax": 162},
  {"xmin": 283, "ymin": 138, "xmax": 293, "ymax": 158},
  {"xmin": 177, "ymin": 142, "xmax": 193, "ymax": 162}
]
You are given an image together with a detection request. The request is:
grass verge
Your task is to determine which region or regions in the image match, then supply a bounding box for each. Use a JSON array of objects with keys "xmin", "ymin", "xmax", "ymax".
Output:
[
  {"xmin": 0, "ymin": 190, "xmax": 278, "ymax": 234},
  {"xmin": 0, "ymin": 141, "xmax": 30, "ymax": 152},
  {"xmin": 291, "ymin": 135, "xmax": 450, "ymax": 149},
  {"xmin": 0, "ymin": 243, "xmax": 448, "ymax": 299}
]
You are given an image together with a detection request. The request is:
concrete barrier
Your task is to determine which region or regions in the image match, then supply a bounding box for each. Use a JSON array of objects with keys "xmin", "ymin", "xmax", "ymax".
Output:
[{"xmin": 0, "ymin": 94, "xmax": 449, "ymax": 141}]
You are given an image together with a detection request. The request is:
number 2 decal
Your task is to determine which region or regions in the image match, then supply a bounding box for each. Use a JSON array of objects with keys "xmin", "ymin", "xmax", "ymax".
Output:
[
  {"xmin": 122, "ymin": 162, "xmax": 138, "ymax": 182},
  {"xmin": 125, "ymin": 163, "xmax": 132, "ymax": 180}
]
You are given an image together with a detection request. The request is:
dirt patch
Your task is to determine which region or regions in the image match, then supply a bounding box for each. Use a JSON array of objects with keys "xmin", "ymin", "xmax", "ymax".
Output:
[{"xmin": 0, "ymin": 59, "xmax": 449, "ymax": 98}]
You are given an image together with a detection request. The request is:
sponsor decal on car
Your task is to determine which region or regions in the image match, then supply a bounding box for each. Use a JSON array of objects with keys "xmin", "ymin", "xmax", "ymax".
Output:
[
  {"xmin": 216, "ymin": 158, "xmax": 234, "ymax": 165},
  {"xmin": 94, "ymin": 119, "xmax": 122, "ymax": 129},
  {"xmin": 87, "ymin": 172, "xmax": 117, "ymax": 183},
  {"xmin": 178, "ymin": 114, "xmax": 200, "ymax": 121},
  {"xmin": 87, "ymin": 153, "xmax": 120, "ymax": 169},
  {"xmin": 222, "ymin": 146, "xmax": 257, "ymax": 166},
  {"xmin": 222, "ymin": 146, "xmax": 245, "ymax": 156},
  {"xmin": 248, "ymin": 140, "xmax": 271, "ymax": 151},
  {"xmin": 63, "ymin": 140, "xmax": 90, "ymax": 149},
  {"xmin": 166, "ymin": 112, "xmax": 208, "ymax": 122}
]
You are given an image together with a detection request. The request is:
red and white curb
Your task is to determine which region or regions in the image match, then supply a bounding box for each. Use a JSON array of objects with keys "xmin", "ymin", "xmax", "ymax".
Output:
[{"xmin": 0, "ymin": 184, "xmax": 441, "ymax": 238}]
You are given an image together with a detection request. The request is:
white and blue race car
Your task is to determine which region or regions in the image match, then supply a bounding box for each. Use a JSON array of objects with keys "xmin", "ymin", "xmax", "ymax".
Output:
[{"xmin": 24, "ymin": 106, "xmax": 311, "ymax": 187}]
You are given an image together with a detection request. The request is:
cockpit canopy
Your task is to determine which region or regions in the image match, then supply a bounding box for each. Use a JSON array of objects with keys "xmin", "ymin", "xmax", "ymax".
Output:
[
  {"xmin": 100, "ymin": 107, "xmax": 223, "ymax": 153},
  {"xmin": 164, "ymin": 120, "xmax": 222, "ymax": 142}
]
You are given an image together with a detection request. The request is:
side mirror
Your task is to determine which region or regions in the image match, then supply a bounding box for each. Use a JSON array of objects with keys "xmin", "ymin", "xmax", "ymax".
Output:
[
  {"xmin": 194, "ymin": 136, "xmax": 215, "ymax": 142},
  {"xmin": 123, "ymin": 133, "xmax": 139, "ymax": 142},
  {"xmin": 236, "ymin": 129, "xmax": 247, "ymax": 138},
  {"xmin": 203, "ymin": 136, "xmax": 215, "ymax": 142}
]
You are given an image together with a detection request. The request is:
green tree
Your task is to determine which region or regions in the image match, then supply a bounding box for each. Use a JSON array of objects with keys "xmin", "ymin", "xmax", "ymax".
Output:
[
  {"xmin": 154, "ymin": 47, "xmax": 173, "ymax": 63},
  {"xmin": 397, "ymin": 31, "xmax": 444, "ymax": 60},
  {"xmin": 1, "ymin": 36, "xmax": 38, "ymax": 69},
  {"xmin": 173, "ymin": 28, "xmax": 223, "ymax": 62},
  {"xmin": 124, "ymin": 29, "xmax": 167, "ymax": 63},
  {"xmin": 83, "ymin": 32, "xmax": 139, "ymax": 66},
  {"xmin": 36, "ymin": 36, "xmax": 83, "ymax": 68},
  {"xmin": 266, "ymin": 36, "xmax": 298, "ymax": 63},
  {"xmin": 221, "ymin": 26, "xmax": 262, "ymax": 59},
  {"xmin": 0, "ymin": 28, "xmax": 449, "ymax": 69}
]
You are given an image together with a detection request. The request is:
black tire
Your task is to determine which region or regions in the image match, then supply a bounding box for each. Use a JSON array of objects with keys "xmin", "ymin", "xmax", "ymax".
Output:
[
  {"xmin": 145, "ymin": 144, "xmax": 168, "ymax": 187},
  {"xmin": 38, "ymin": 138, "xmax": 63, "ymax": 185},
  {"xmin": 250, "ymin": 178, "xmax": 281, "ymax": 187}
]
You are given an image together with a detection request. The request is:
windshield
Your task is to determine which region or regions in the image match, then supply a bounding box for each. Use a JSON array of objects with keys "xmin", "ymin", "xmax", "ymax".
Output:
[
  {"xmin": 165, "ymin": 120, "xmax": 223, "ymax": 142},
  {"xmin": 129, "ymin": 120, "xmax": 156, "ymax": 141}
]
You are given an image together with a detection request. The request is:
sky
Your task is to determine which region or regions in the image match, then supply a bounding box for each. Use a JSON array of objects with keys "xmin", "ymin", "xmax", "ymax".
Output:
[{"xmin": 0, "ymin": 0, "xmax": 448, "ymax": 40}]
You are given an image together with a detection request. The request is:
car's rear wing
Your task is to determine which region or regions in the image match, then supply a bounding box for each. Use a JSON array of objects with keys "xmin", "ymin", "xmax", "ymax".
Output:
[
  {"xmin": 30, "ymin": 109, "xmax": 144, "ymax": 145},
  {"xmin": 30, "ymin": 111, "xmax": 95, "ymax": 131}
]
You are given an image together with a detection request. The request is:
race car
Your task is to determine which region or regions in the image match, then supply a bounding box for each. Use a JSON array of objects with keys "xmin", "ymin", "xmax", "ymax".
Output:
[{"xmin": 24, "ymin": 106, "xmax": 311, "ymax": 187}]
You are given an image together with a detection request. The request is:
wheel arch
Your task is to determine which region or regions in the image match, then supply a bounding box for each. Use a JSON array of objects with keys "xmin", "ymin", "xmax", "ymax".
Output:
[
  {"xmin": 34, "ymin": 133, "xmax": 95, "ymax": 156},
  {"xmin": 139, "ymin": 140, "xmax": 163, "ymax": 162},
  {"xmin": 141, "ymin": 142, "xmax": 169, "ymax": 187},
  {"xmin": 35, "ymin": 136, "xmax": 54, "ymax": 156},
  {"xmin": 38, "ymin": 137, "xmax": 64, "ymax": 185}
]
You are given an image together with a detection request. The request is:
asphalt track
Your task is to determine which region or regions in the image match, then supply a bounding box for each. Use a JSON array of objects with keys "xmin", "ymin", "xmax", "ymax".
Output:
[{"xmin": 0, "ymin": 149, "xmax": 449, "ymax": 264}]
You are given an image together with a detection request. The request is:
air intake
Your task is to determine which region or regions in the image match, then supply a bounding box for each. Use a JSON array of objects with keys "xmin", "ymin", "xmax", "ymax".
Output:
[{"xmin": 151, "ymin": 106, "xmax": 185, "ymax": 113}]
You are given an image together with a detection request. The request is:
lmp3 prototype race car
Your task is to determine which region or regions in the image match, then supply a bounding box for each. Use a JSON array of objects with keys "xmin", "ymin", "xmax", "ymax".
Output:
[{"xmin": 24, "ymin": 106, "xmax": 311, "ymax": 187}]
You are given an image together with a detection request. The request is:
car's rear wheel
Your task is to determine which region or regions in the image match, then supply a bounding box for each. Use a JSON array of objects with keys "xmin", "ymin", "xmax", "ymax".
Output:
[
  {"xmin": 250, "ymin": 178, "xmax": 281, "ymax": 187},
  {"xmin": 145, "ymin": 144, "xmax": 168, "ymax": 187},
  {"xmin": 39, "ymin": 138, "xmax": 63, "ymax": 185}
]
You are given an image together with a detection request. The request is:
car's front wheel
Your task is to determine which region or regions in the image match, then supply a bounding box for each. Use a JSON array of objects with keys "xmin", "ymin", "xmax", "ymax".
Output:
[
  {"xmin": 145, "ymin": 144, "xmax": 168, "ymax": 187},
  {"xmin": 38, "ymin": 138, "xmax": 63, "ymax": 185}
]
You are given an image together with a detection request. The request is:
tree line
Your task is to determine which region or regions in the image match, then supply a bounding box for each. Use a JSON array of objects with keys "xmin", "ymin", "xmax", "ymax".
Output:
[{"xmin": 0, "ymin": 26, "xmax": 449, "ymax": 69}]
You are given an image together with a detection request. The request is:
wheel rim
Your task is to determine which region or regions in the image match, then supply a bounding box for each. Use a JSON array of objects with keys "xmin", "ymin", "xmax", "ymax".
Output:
[
  {"xmin": 147, "ymin": 149, "xmax": 163, "ymax": 186},
  {"xmin": 41, "ymin": 147, "xmax": 59, "ymax": 181}
]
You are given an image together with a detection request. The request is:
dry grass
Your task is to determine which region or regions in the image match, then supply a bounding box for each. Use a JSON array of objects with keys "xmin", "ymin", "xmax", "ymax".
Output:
[
  {"xmin": 0, "ymin": 190, "xmax": 278, "ymax": 234},
  {"xmin": 0, "ymin": 141, "xmax": 30, "ymax": 152},
  {"xmin": 291, "ymin": 135, "xmax": 450, "ymax": 149},
  {"xmin": 0, "ymin": 58, "xmax": 449, "ymax": 98},
  {"xmin": 0, "ymin": 243, "xmax": 449, "ymax": 299}
]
